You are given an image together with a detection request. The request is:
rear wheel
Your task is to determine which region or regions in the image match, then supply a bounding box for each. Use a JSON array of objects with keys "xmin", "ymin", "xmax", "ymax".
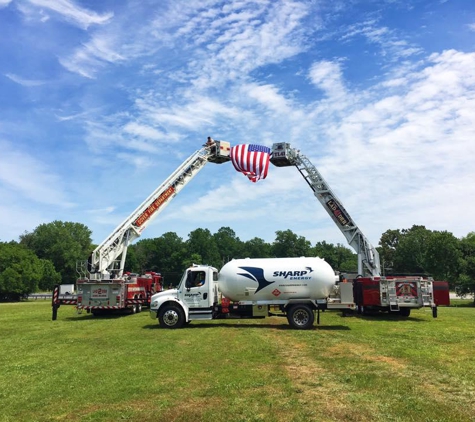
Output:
[
  {"xmin": 287, "ymin": 305, "xmax": 315, "ymax": 330},
  {"xmin": 159, "ymin": 305, "xmax": 185, "ymax": 329},
  {"xmin": 398, "ymin": 308, "xmax": 411, "ymax": 317}
]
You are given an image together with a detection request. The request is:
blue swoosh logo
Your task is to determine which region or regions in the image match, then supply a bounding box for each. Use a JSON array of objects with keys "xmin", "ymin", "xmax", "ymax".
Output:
[{"xmin": 237, "ymin": 266, "xmax": 274, "ymax": 293}]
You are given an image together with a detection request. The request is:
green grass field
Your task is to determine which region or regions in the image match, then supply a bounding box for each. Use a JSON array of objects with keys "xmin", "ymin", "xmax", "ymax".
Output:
[{"xmin": 0, "ymin": 301, "xmax": 474, "ymax": 422}]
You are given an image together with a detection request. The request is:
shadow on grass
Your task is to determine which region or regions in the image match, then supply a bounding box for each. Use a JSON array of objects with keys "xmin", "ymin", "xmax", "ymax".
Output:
[
  {"xmin": 332, "ymin": 310, "xmax": 429, "ymax": 322},
  {"xmin": 64, "ymin": 313, "xmax": 130, "ymax": 321},
  {"xmin": 142, "ymin": 322, "xmax": 351, "ymax": 331},
  {"xmin": 354, "ymin": 314, "xmax": 427, "ymax": 322}
]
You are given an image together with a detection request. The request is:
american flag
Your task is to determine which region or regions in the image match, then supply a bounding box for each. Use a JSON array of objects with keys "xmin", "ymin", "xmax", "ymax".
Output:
[{"xmin": 230, "ymin": 144, "xmax": 271, "ymax": 183}]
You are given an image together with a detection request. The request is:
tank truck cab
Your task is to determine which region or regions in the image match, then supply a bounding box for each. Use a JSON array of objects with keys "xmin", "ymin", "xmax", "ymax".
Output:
[{"xmin": 149, "ymin": 265, "xmax": 218, "ymax": 328}]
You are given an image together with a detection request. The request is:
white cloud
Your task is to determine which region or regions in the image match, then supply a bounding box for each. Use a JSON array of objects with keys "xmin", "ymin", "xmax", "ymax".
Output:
[
  {"xmin": 135, "ymin": 95, "xmax": 243, "ymax": 132},
  {"xmin": 86, "ymin": 206, "xmax": 115, "ymax": 215},
  {"xmin": 59, "ymin": 33, "xmax": 124, "ymax": 78},
  {"xmin": 27, "ymin": 0, "xmax": 113, "ymax": 29},
  {"xmin": 57, "ymin": 0, "xmax": 311, "ymax": 83},
  {"xmin": 304, "ymin": 50, "xmax": 475, "ymax": 241},
  {"xmin": 0, "ymin": 140, "xmax": 74, "ymax": 207},
  {"xmin": 189, "ymin": 0, "xmax": 310, "ymax": 90},
  {"xmin": 242, "ymin": 83, "xmax": 293, "ymax": 115},
  {"xmin": 308, "ymin": 60, "xmax": 347, "ymax": 98},
  {"xmin": 340, "ymin": 19, "xmax": 422, "ymax": 60},
  {"xmin": 5, "ymin": 73, "xmax": 47, "ymax": 86},
  {"xmin": 123, "ymin": 122, "xmax": 166, "ymax": 141},
  {"xmin": 0, "ymin": 0, "xmax": 12, "ymax": 8}
]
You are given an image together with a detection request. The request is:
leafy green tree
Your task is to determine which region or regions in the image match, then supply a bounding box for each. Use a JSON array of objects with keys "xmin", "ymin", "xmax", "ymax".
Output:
[
  {"xmin": 129, "ymin": 238, "xmax": 159, "ymax": 273},
  {"xmin": 313, "ymin": 241, "xmax": 357, "ymax": 272},
  {"xmin": 126, "ymin": 233, "xmax": 186, "ymax": 282},
  {"xmin": 241, "ymin": 237, "xmax": 272, "ymax": 258},
  {"xmin": 424, "ymin": 231, "xmax": 460, "ymax": 283},
  {"xmin": 456, "ymin": 232, "xmax": 475, "ymax": 304},
  {"xmin": 182, "ymin": 253, "xmax": 203, "ymax": 269},
  {"xmin": 185, "ymin": 229, "xmax": 221, "ymax": 268},
  {"xmin": 378, "ymin": 229, "xmax": 402, "ymax": 272},
  {"xmin": 38, "ymin": 259, "xmax": 62, "ymax": 291},
  {"xmin": 392, "ymin": 225, "xmax": 432, "ymax": 274},
  {"xmin": 380, "ymin": 226, "xmax": 464, "ymax": 289},
  {"xmin": 20, "ymin": 221, "xmax": 93, "ymax": 284},
  {"xmin": 272, "ymin": 230, "xmax": 311, "ymax": 257},
  {"xmin": 213, "ymin": 227, "xmax": 243, "ymax": 264},
  {"xmin": 0, "ymin": 242, "xmax": 60, "ymax": 300}
]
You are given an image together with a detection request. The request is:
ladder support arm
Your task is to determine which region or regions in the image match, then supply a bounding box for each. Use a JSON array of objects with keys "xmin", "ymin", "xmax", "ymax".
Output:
[
  {"xmin": 270, "ymin": 142, "xmax": 381, "ymax": 277},
  {"xmin": 88, "ymin": 141, "xmax": 231, "ymax": 279}
]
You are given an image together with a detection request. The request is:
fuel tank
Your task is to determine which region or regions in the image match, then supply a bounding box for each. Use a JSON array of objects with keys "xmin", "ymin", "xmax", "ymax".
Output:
[{"xmin": 218, "ymin": 257, "xmax": 336, "ymax": 302}]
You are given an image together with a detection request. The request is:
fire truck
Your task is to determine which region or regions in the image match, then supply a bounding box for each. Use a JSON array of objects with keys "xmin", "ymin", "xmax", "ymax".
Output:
[
  {"xmin": 51, "ymin": 140, "xmax": 232, "ymax": 318},
  {"xmin": 71, "ymin": 271, "xmax": 163, "ymax": 316},
  {"xmin": 270, "ymin": 142, "xmax": 450, "ymax": 318}
]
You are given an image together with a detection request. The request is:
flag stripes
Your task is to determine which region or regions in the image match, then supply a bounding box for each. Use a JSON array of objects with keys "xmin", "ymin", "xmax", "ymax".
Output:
[{"xmin": 230, "ymin": 144, "xmax": 271, "ymax": 183}]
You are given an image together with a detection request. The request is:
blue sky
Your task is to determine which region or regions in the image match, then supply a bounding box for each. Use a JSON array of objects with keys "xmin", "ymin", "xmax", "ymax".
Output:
[{"xmin": 1, "ymin": 0, "xmax": 474, "ymax": 251}]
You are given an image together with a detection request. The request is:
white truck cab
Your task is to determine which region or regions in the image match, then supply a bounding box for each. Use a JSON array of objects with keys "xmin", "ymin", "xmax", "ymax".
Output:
[{"xmin": 149, "ymin": 265, "xmax": 218, "ymax": 328}]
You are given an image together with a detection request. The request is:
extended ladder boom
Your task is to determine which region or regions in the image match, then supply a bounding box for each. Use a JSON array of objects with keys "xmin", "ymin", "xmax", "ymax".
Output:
[
  {"xmin": 270, "ymin": 142, "xmax": 381, "ymax": 277},
  {"xmin": 87, "ymin": 140, "xmax": 231, "ymax": 280}
]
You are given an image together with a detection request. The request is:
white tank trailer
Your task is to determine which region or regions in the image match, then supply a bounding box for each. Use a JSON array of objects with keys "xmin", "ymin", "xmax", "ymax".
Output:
[
  {"xmin": 149, "ymin": 256, "xmax": 339, "ymax": 330},
  {"xmin": 218, "ymin": 257, "xmax": 336, "ymax": 302}
]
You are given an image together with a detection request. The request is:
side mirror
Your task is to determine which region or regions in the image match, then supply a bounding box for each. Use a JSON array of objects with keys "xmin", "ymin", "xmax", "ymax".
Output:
[{"xmin": 185, "ymin": 271, "xmax": 192, "ymax": 290}]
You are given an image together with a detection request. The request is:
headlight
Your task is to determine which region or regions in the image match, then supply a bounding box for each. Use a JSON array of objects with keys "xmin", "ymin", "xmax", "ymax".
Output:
[{"xmin": 151, "ymin": 300, "xmax": 158, "ymax": 308}]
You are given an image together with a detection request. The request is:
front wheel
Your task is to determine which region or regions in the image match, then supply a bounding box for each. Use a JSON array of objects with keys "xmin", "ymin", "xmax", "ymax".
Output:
[
  {"xmin": 159, "ymin": 305, "xmax": 185, "ymax": 329},
  {"xmin": 287, "ymin": 305, "xmax": 315, "ymax": 330}
]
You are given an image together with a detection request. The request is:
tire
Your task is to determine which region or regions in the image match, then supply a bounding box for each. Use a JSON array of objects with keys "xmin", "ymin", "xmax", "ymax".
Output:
[
  {"xmin": 159, "ymin": 305, "xmax": 185, "ymax": 329},
  {"xmin": 287, "ymin": 305, "xmax": 315, "ymax": 330},
  {"xmin": 398, "ymin": 308, "xmax": 411, "ymax": 317},
  {"xmin": 136, "ymin": 304, "xmax": 142, "ymax": 313}
]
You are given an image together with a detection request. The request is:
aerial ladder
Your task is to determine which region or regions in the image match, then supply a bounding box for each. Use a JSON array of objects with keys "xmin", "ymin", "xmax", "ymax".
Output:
[
  {"xmin": 80, "ymin": 139, "xmax": 231, "ymax": 281},
  {"xmin": 270, "ymin": 142, "xmax": 381, "ymax": 277}
]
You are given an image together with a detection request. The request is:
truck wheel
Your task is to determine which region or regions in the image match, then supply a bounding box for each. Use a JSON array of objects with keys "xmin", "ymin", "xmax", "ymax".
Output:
[
  {"xmin": 287, "ymin": 305, "xmax": 314, "ymax": 330},
  {"xmin": 398, "ymin": 308, "xmax": 411, "ymax": 317},
  {"xmin": 159, "ymin": 305, "xmax": 185, "ymax": 329},
  {"xmin": 135, "ymin": 304, "xmax": 142, "ymax": 313}
]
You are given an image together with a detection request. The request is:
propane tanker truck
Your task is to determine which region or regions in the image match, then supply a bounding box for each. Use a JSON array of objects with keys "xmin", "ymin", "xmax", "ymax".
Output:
[{"xmin": 150, "ymin": 257, "xmax": 338, "ymax": 330}]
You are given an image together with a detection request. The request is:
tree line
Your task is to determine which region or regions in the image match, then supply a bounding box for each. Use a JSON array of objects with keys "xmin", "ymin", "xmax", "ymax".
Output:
[{"xmin": 1, "ymin": 220, "xmax": 474, "ymax": 302}]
